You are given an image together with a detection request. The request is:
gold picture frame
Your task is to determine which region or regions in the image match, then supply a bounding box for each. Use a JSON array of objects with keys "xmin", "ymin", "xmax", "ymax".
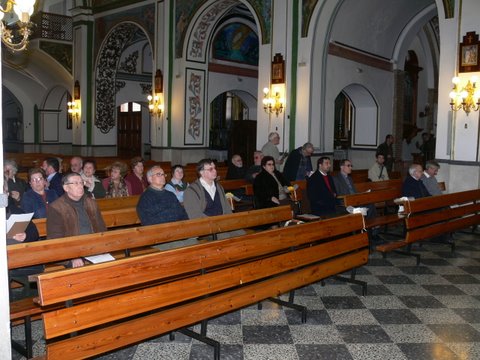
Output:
[{"xmin": 459, "ymin": 31, "xmax": 480, "ymax": 73}]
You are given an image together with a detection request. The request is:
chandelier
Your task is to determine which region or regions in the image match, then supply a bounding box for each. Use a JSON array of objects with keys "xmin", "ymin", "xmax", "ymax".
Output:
[
  {"xmin": 67, "ymin": 81, "xmax": 80, "ymax": 122},
  {"xmin": 0, "ymin": 0, "xmax": 36, "ymax": 52},
  {"xmin": 147, "ymin": 69, "xmax": 164, "ymax": 117},
  {"xmin": 449, "ymin": 76, "xmax": 480, "ymax": 115},
  {"xmin": 263, "ymin": 86, "xmax": 285, "ymax": 117}
]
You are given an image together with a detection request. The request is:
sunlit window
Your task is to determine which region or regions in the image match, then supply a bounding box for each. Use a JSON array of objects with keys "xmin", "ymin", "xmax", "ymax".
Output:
[
  {"xmin": 120, "ymin": 102, "xmax": 142, "ymax": 112},
  {"xmin": 132, "ymin": 102, "xmax": 141, "ymax": 112}
]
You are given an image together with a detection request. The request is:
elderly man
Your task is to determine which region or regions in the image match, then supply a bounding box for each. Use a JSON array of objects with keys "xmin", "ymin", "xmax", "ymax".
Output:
[
  {"xmin": 245, "ymin": 151, "xmax": 263, "ymax": 183},
  {"xmin": 184, "ymin": 159, "xmax": 245, "ymax": 239},
  {"xmin": 368, "ymin": 153, "xmax": 389, "ymax": 182},
  {"xmin": 283, "ymin": 142, "xmax": 314, "ymax": 181},
  {"xmin": 261, "ymin": 132, "xmax": 284, "ymax": 165},
  {"xmin": 307, "ymin": 157, "xmax": 338, "ymax": 218},
  {"xmin": 42, "ymin": 157, "xmax": 64, "ymax": 197},
  {"xmin": 47, "ymin": 172, "xmax": 106, "ymax": 267},
  {"xmin": 402, "ymin": 164, "xmax": 430, "ymax": 199},
  {"xmin": 226, "ymin": 154, "xmax": 247, "ymax": 180},
  {"xmin": 136, "ymin": 166, "xmax": 188, "ymax": 225},
  {"xmin": 421, "ymin": 160, "xmax": 442, "ymax": 196},
  {"xmin": 21, "ymin": 168, "xmax": 58, "ymax": 218},
  {"xmin": 70, "ymin": 156, "xmax": 83, "ymax": 174}
]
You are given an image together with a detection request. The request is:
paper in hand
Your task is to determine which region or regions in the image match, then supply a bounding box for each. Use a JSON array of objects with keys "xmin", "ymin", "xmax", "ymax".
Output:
[{"xmin": 6, "ymin": 213, "xmax": 34, "ymax": 238}]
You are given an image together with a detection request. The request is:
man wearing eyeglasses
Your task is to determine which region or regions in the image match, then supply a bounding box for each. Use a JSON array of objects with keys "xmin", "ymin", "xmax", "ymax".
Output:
[
  {"xmin": 184, "ymin": 159, "xmax": 245, "ymax": 239},
  {"xmin": 136, "ymin": 166, "xmax": 188, "ymax": 225},
  {"xmin": 332, "ymin": 159, "xmax": 356, "ymax": 196},
  {"xmin": 46, "ymin": 172, "xmax": 106, "ymax": 268}
]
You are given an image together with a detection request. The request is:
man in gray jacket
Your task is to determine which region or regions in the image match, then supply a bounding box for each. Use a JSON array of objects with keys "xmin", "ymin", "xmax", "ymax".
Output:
[
  {"xmin": 184, "ymin": 159, "xmax": 245, "ymax": 239},
  {"xmin": 421, "ymin": 160, "xmax": 442, "ymax": 196}
]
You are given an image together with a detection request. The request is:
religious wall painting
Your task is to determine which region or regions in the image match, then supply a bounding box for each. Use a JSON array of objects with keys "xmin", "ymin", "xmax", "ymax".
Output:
[
  {"xmin": 301, "ymin": 0, "xmax": 318, "ymax": 37},
  {"xmin": 179, "ymin": 0, "xmax": 270, "ymax": 60},
  {"xmin": 459, "ymin": 32, "xmax": 480, "ymax": 73},
  {"xmin": 212, "ymin": 23, "xmax": 258, "ymax": 66},
  {"xmin": 185, "ymin": 68, "xmax": 205, "ymax": 145}
]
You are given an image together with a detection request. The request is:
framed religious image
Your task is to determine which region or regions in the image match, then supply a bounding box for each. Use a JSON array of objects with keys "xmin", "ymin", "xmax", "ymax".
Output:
[
  {"xmin": 459, "ymin": 31, "xmax": 480, "ymax": 72},
  {"xmin": 271, "ymin": 53, "xmax": 285, "ymax": 84}
]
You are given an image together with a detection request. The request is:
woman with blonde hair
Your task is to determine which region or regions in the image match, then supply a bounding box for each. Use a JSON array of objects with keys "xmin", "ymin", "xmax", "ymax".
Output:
[{"xmin": 102, "ymin": 161, "xmax": 132, "ymax": 198}]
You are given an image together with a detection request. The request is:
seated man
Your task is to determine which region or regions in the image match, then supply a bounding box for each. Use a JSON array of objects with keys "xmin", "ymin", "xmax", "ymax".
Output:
[
  {"xmin": 402, "ymin": 164, "xmax": 430, "ymax": 199},
  {"xmin": 136, "ymin": 165, "xmax": 188, "ymax": 225},
  {"xmin": 245, "ymin": 151, "xmax": 263, "ymax": 183},
  {"xmin": 47, "ymin": 172, "xmax": 107, "ymax": 267},
  {"xmin": 368, "ymin": 153, "xmax": 389, "ymax": 182},
  {"xmin": 307, "ymin": 157, "xmax": 338, "ymax": 218},
  {"xmin": 226, "ymin": 154, "xmax": 247, "ymax": 180},
  {"xmin": 421, "ymin": 160, "xmax": 442, "ymax": 196},
  {"xmin": 184, "ymin": 159, "xmax": 245, "ymax": 239},
  {"xmin": 70, "ymin": 156, "xmax": 83, "ymax": 175},
  {"xmin": 42, "ymin": 157, "xmax": 64, "ymax": 197},
  {"xmin": 333, "ymin": 159, "xmax": 376, "ymax": 218}
]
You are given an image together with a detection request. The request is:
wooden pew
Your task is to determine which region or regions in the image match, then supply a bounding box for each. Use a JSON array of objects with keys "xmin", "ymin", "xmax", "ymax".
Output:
[
  {"xmin": 355, "ymin": 178, "xmax": 402, "ymax": 193},
  {"xmin": 32, "ymin": 207, "xmax": 140, "ymax": 238},
  {"xmin": 31, "ymin": 213, "xmax": 368, "ymax": 360},
  {"xmin": 375, "ymin": 189, "xmax": 480, "ymax": 264},
  {"xmin": 9, "ymin": 206, "xmax": 293, "ymax": 358},
  {"xmin": 340, "ymin": 187, "xmax": 403, "ymax": 230}
]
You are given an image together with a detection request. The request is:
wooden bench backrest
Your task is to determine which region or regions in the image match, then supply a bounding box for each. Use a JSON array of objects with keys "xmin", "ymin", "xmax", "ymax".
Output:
[
  {"xmin": 95, "ymin": 195, "xmax": 140, "ymax": 211},
  {"xmin": 403, "ymin": 189, "xmax": 480, "ymax": 244},
  {"xmin": 34, "ymin": 214, "xmax": 368, "ymax": 359},
  {"xmin": 342, "ymin": 187, "xmax": 402, "ymax": 207},
  {"xmin": 8, "ymin": 205, "xmax": 293, "ymax": 270},
  {"xmin": 218, "ymin": 178, "xmax": 249, "ymax": 191},
  {"xmin": 32, "ymin": 207, "xmax": 140, "ymax": 238},
  {"xmin": 355, "ymin": 179, "xmax": 402, "ymax": 193}
]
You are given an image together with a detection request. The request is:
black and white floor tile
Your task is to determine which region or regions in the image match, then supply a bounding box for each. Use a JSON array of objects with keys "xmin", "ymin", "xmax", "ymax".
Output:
[{"xmin": 12, "ymin": 230, "xmax": 480, "ymax": 359}]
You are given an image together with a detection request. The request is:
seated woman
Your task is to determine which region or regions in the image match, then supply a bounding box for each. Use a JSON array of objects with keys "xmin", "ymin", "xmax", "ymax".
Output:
[
  {"xmin": 102, "ymin": 161, "xmax": 132, "ymax": 198},
  {"xmin": 4, "ymin": 159, "xmax": 29, "ymax": 206},
  {"xmin": 164, "ymin": 164, "xmax": 188, "ymax": 203},
  {"xmin": 124, "ymin": 156, "xmax": 149, "ymax": 195},
  {"xmin": 253, "ymin": 156, "xmax": 291, "ymax": 209},
  {"xmin": 21, "ymin": 168, "xmax": 58, "ymax": 218},
  {"xmin": 82, "ymin": 159, "xmax": 106, "ymax": 199}
]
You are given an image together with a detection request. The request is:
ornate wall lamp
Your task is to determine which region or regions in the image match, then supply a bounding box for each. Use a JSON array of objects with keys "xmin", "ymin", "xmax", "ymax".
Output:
[
  {"xmin": 0, "ymin": 0, "xmax": 36, "ymax": 52},
  {"xmin": 67, "ymin": 80, "xmax": 81, "ymax": 122},
  {"xmin": 263, "ymin": 53, "xmax": 286, "ymax": 117},
  {"xmin": 147, "ymin": 69, "xmax": 164, "ymax": 117},
  {"xmin": 449, "ymin": 76, "xmax": 480, "ymax": 115}
]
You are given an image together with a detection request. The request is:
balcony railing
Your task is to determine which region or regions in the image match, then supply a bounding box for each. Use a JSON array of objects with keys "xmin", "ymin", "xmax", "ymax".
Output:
[{"xmin": 31, "ymin": 12, "xmax": 72, "ymax": 42}]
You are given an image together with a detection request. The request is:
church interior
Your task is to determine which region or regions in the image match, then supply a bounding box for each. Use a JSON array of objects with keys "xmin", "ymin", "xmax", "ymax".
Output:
[{"xmin": 3, "ymin": 0, "xmax": 480, "ymax": 359}]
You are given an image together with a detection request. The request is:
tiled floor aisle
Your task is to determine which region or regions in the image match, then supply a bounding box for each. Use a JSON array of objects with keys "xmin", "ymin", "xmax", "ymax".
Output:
[{"xmin": 12, "ymin": 230, "xmax": 480, "ymax": 359}]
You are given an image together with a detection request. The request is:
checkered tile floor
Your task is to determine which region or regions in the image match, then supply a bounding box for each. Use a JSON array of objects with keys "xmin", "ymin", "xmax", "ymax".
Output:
[{"xmin": 12, "ymin": 229, "xmax": 480, "ymax": 360}]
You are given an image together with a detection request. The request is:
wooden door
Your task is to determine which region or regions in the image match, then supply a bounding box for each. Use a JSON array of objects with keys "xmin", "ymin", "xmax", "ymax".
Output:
[{"xmin": 117, "ymin": 103, "xmax": 142, "ymax": 158}]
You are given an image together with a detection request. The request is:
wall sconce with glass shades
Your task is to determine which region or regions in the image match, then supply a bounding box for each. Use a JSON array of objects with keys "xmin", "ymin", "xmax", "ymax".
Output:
[
  {"xmin": 148, "ymin": 69, "xmax": 164, "ymax": 117},
  {"xmin": 449, "ymin": 76, "xmax": 480, "ymax": 115},
  {"xmin": 67, "ymin": 80, "xmax": 81, "ymax": 123},
  {"xmin": 0, "ymin": 0, "xmax": 36, "ymax": 52},
  {"xmin": 263, "ymin": 53, "xmax": 286, "ymax": 117},
  {"xmin": 263, "ymin": 86, "xmax": 285, "ymax": 117}
]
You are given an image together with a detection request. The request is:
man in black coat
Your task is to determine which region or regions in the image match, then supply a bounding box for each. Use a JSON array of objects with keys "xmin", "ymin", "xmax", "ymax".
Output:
[
  {"xmin": 307, "ymin": 157, "xmax": 338, "ymax": 217},
  {"xmin": 283, "ymin": 142, "xmax": 314, "ymax": 181},
  {"xmin": 402, "ymin": 164, "xmax": 430, "ymax": 199}
]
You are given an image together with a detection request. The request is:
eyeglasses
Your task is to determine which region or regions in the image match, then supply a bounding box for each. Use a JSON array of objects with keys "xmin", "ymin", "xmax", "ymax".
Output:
[
  {"xmin": 65, "ymin": 181, "xmax": 85, "ymax": 186},
  {"xmin": 265, "ymin": 162, "xmax": 275, "ymax": 166},
  {"xmin": 342, "ymin": 164, "xmax": 352, "ymax": 168},
  {"xmin": 202, "ymin": 167, "xmax": 216, "ymax": 172},
  {"xmin": 30, "ymin": 177, "xmax": 44, "ymax": 183},
  {"xmin": 152, "ymin": 172, "xmax": 166, "ymax": 177}
]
